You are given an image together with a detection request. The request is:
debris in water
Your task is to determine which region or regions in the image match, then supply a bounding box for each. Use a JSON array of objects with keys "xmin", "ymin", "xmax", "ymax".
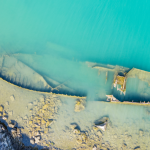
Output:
[
  {"xmin": 74, "ymin": 98, "xmax": 86, "ymax": 112},
  {"xmin": 94, "ymin": 117, "xmax": 109, "ymax": 131}
]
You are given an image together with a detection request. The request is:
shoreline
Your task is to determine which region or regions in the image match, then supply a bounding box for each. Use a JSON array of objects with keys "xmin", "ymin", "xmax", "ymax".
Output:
[{"xmin": 0, "ymin": 74, "xmax": 149, "ymax": 149}]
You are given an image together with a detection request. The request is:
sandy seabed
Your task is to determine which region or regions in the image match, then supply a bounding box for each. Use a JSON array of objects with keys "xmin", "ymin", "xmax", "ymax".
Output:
[{"xmin": 0, "ymin": 77, "xmax": 150, "ymax": 150}]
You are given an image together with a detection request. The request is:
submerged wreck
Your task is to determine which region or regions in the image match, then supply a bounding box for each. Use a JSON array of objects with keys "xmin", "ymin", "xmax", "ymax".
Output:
[
  {"xmin": 113, "ymin": 74, "xmax": 126, "ymax": 95},
  {"xmin": 87, "ymin": 61, "xmax": 150, "ymax": 105},
  {"xmin": 0, "ymin": 55, "xmax": 150, "ymax": 104},
  {"xmin": 0, "ymin": 55, "xmax": 82, "ymax": 97}
]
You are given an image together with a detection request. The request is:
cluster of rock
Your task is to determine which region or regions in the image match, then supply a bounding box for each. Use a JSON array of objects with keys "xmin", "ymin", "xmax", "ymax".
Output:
[
  {"xmin": 0, "ymin": 122, "xmax": 14, "ymax": 150},
  {"xmin": 9, "ymin": 121, "xmax": 23, "ymax": 146},
  {"xmin": 94, "ymin": 117, "xmax": 109, "ymax": 131},
  {"xmin": 68, "ymin": 117, "xmax": 110, "ymax": 150},
  {"xmin": 0, "ymin": 121, "xmax": 38, "ymax": 150},
  {"xmin": 73, "ymin": 99, "xmax": 112, "ymax": 149},
  {"xmin": 74, "ymin": 98, "xmax": 86, "ymax": 112},
  {"xmin": 70, "ymin": 123, "xmax": 88, "ymax": 144},
  {"xmin": 26, "ymin": 96, "xmax": 61, "ymax": 145}
]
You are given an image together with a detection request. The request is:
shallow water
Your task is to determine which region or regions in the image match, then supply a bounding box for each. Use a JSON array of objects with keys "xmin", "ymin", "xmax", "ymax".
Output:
[{"xmin": 0, "ymin": 0, "xmax": 150, "ymax": 149}]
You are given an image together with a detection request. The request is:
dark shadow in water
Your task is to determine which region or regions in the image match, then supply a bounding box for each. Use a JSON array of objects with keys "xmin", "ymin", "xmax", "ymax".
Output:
[
  {"xmin": 94, "ymin": 97, "xmax": 108, "ymax": 102},
  {"xmin": 112, "ymin": 86, "xmax": 150, "ymax": 102},
  {"xmin": 0, "ymin": 73, "xmax": 87, "ymax": 97},
  {"xmin": 70, "ymin": 123, "xmax": 81, "ymax": 131},
  {"xmin": 94, "ymin": 115, "xmax": 109, "ymax": 126},
  {"xmin": 114, "ymin": 91, "xmax": 150, "ymax": 103}
]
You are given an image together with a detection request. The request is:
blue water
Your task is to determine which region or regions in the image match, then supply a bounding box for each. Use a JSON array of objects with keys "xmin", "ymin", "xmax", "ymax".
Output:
[{"xmin": 0, "ymin": 0, "xmax": 150, "ymax": 99}]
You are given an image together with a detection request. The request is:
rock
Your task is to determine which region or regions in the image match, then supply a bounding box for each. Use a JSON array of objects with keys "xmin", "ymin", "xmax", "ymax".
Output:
[
  {"xmin": 8, "ymin": 121, "xmax": 16, "ymax": 128},
  {"xmin": 35, "ymin": 135, "xmax": 41, "ymax": 143},
  {"xmin": 97, "ymin": 131, "xmax": 102, "ymax": 137},
  {"xmin": 0, "ymin": 122, "xmax": 15, "ymax": 150},
  {"xmin": 34, "ymin": 123, "xmax": 40, "ymax": 127},
  {"xmin": 0, "ymin": 122, "xmax": 24, "ymax": 150},
  {"xmin": 17, "ymin": 128, "xmax": 21, "ymax": 135},
  {"xmin": 122, "ymin": 143, "xmax": 127, "ymax": 147},
  {"xmin": 43, "ymin": 104, "xmax": 49, "ymax": 109},
  {"xmin": 76, "ymin": 138, "xmax": 82, "ymax": 144},
  {"xmin": 70, "ymin": 124, "xmax": 77, "ymax": 130},
  {"xmin": 0, "ymin": 122, "xmax": 7, "ymax": 132},
  {"xmin": 29, "ymin": 120, "xmax": 33, "ymax": 125},
  {"xmin": 114, "ymin": 134, "xmax": 118, "ymax": 139},
  {"xmin": 28, "ymin": 102, "xmax": 33, "ymax": 106},
  {"xmin": 139, "ymin": 129, "xmax": 143, "ymax": 136},
  {"xmin": 0, "ymin": 112, "xmax": 2, "ymax": 117},
  {"xmin": 0, "ymin": 105, "xmax": 3, "ymax": 112},
  {"xmin": 5, "ymin": 101, "xmax": 9, "ymax": 105},
  {"xmin": 29, "ymin": 109, "xmax": 33, "ymax": 113},
  {"xmin": 94, "ymin": 117, "xmax": 109, "ymax": 131},
  {"xmin": 8, "ymin": 111, "xmax": 13, "ymax": 116},
  {"xmin": 10, "ymin": 95, "xmax": 15, "ymax": 101},
  {"xmin": 80, "ymin": 132, "xmax": 87, "ymax": 142},
  {"xmin": 100, "ymin": 147, "xmax": 108, "ymax": 150},
  {"xmin": 30, "ymin": 138, "xmax": 35, "ymax": 144},
  {"xmin": 3, "ymin": 111, "xmax": 7, "ymax": 116},
  {"xmin": 45, "ymin": 119, "xmax": 53, "ymax": 127},
  {"xmin": 65, "ymin": 126, "xmax": 69, "ymax": 130},
  {"xmin": 35, "ymin": 131, "xmax": 40, "ymax": 136},
  {"xmin": 76, "ymin": 132, "xmax": 88, "ymax": 144},
  {"xmin": 11, "ymin": 128, "xmax": 17, "ymax": 134},
  {"xmin": 0, "ymin": 122, "xmax": 40, "ymax": 150},
  {"xmin": 134, "ymin": 146, "xmax": 140, "ymax": 150},
  {"xmin": 41, "ymin": 119, "xmax": 46, "ymax": 125},
  {"xmin": 95, "ymin": 124, "xmax": 106, "ymax": 131},
  {"xmin": 92, "ymin": 146, "xmax": 97, "ymax": 150},
  {"xmin": 127, "ymin": 135, "xmax": 132, "ymax": 140},
  {"xmin": 40, "ymin": 97, "xmax": 45, "ymax": 102},
  {"xmin": 73, "ymin": 129, "xmax": 80, "ymax": 134},
  {"xmin": 24, "ymin": 115, "xmax": 28, "ymax": 119},
  {"xmin": 93, "ymin": 126, "xmax": 98, "ymax": 131},
  {"xmin": 74, "ymin": 99, "xmax": 86, "ymax": 112},
  {"xmin": 2, "ymin": 116, "xmax": 8, "ymax": 120}
]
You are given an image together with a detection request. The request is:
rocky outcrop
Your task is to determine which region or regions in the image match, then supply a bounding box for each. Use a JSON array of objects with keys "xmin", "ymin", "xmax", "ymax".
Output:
[
  {"xmin": 0, "ymin": 121, "xmax": 36, "ymax": 150},
  {"xmin": 0, "ymin": 122, "xmax": 16, "ymax": 150}
]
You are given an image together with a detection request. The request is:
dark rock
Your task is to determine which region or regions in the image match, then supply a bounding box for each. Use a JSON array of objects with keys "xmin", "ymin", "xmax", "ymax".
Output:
[{"xmin": 0, "ymin": 121, "xmax": 35, "ymax": 150}]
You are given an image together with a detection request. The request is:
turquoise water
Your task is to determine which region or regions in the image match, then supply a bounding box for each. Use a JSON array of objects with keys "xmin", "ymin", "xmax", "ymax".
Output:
[
  {"xmin": 0, "ymin": 1, "xmax": 150, "ymax": 68},
  {"xmin": 0, "ymin": 1, "xmax": 150, "ymax": 149},
  {"xmin": 0, "ymin": 0, "xmax": 150, "ymax": 98}
]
